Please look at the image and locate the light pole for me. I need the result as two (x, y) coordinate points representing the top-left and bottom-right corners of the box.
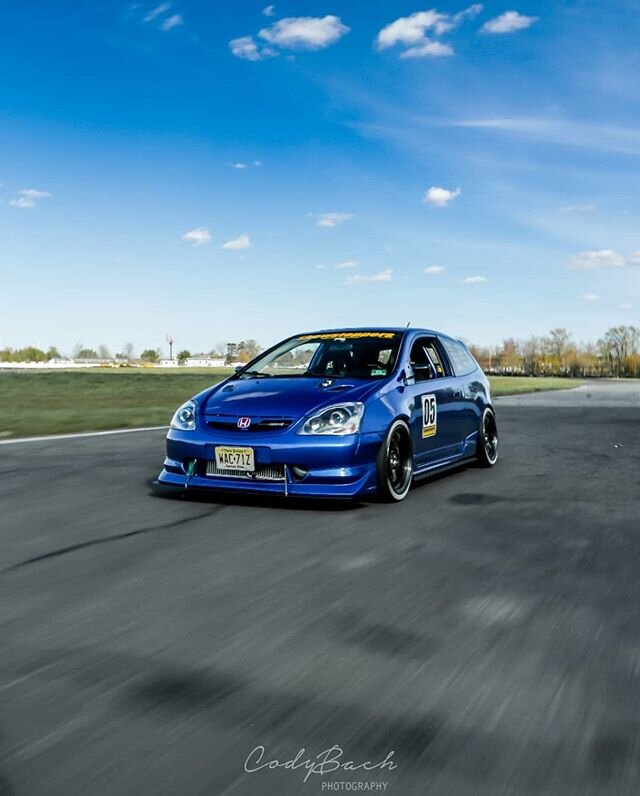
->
(166, 334), (175, 361)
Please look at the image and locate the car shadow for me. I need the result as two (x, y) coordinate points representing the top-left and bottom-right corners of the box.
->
(147, 478), (366, 512)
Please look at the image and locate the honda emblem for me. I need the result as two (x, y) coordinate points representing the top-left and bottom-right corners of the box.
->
(237, 417), (251, 429)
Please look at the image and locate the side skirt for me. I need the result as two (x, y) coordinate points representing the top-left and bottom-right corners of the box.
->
(412, 453), (477, 483)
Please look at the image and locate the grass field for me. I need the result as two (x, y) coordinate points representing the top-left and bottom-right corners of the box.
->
(488, 376), (584, 396)
(0, 370), (584, 439)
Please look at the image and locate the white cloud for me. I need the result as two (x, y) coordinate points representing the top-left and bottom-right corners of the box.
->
(424, 265), (445, 274)
(462, 275), (487, 284)
(10, 197), (36, 209)
(232, 15), (348, 60)
(376, 5), (482, 58)
(144, 3), (170, 23)
(346, 269), (393, 285)
(259, 15), (350, 50)
(453, 3), (484, 23)
(333, 260), (359, 269)
(569, 249), (640, 271)
(377, 11), (455, 48)
(581, 293), (599, 302)
(9, 188), (52, 208)
(453, 117), (640, 156)
(161, 13), (183, 30)
(222, 233), (252, 250)
(182, 228), (211, 246)
(619, 303), (633, 310)
(20, 188), (52, 199)
(481, 11), (538, 34)
(262, 4), (276, 16)
(401, 40), (454, 58)
(316, 264), (327, 270)
(229, 160), (261, 169)
(229, 36), (275, 61)
(313, 212), (354, 228)
(423, 186), (460, 207)
(143, 2), (182, 30)
(230, 36), (258, 60)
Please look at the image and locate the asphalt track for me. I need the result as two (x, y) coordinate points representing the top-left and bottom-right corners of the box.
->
(1, 381), (639, 795)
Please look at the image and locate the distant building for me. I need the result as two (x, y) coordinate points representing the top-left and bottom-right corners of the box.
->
(185, 356), (226, 368)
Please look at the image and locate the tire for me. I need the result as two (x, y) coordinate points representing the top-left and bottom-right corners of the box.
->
(376, 419), (414, 502)
(476, 407), (498, 467)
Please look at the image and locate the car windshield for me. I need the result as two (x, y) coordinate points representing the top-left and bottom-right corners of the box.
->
(235, 332), (403, 380)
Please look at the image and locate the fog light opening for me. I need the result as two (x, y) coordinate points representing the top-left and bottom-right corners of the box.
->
(291, 465), (309, 481)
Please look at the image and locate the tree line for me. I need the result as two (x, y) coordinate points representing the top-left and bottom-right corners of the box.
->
(2, 328), (639, 377)
(0, 339), (263, 366)
(0, 342), (153, 363)
(469, 326), (640, 377)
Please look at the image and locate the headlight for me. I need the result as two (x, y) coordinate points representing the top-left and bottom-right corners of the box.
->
(170, 400), (197, 431)
(299, 402), (364, 435)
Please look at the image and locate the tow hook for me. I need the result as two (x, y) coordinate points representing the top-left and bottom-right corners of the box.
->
(185, 459), (197, 489)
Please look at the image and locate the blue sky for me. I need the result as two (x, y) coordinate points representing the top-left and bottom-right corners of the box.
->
(1, 0), (639, 354)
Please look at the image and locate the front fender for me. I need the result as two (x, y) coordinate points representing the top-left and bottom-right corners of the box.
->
(360, 379), (412, 435)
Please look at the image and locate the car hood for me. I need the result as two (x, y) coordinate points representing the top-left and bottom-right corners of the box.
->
(201, 377), (379, 419)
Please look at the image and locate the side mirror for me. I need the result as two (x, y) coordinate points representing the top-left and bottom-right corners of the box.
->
(411, 362), (436, 380)
(234, 365), (243, 373)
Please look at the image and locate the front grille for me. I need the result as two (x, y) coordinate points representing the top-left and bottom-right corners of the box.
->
(205, 461), (286, 481)
(207, 417), (293, 432)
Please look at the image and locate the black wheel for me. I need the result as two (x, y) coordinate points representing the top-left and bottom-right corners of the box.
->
(477, 407), (498, 467)
(376, 419), (413, 502)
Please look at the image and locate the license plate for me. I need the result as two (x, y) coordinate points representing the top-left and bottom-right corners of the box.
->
(214, 446), (255, 472)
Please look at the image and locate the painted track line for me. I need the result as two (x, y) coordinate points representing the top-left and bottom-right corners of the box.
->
(0, 426), (168, 446)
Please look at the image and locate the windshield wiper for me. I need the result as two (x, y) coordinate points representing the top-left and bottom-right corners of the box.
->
(239, 370), (273, 379)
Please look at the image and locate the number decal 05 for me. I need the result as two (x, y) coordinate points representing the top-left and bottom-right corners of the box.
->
(421, 394), (437, 438)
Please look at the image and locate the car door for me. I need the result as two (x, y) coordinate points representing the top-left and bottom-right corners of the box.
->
(438, 336), (481, 445)
(405, 336), (464, 466)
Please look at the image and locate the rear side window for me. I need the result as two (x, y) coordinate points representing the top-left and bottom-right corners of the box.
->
(440, 338), (477, 376)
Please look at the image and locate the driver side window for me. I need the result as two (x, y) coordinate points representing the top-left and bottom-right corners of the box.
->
(409, 337), (446, 381)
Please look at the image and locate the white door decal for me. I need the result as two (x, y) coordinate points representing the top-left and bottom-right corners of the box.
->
(421, 394), (437, 438)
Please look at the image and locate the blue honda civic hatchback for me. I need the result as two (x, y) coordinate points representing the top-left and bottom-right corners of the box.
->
(155, 328), (498, 502)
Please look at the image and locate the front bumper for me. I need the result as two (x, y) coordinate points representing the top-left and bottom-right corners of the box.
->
(155, 427), (384, 498)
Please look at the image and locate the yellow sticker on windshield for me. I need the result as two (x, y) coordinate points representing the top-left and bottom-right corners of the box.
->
(298, 332), (396, 341)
